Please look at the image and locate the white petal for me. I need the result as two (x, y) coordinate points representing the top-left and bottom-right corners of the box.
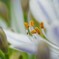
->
(8, 36), (37, 54)
(11, 0), (26, 34)
(38, 0), (58, 22)
(29, 0), (59, 28)
(53, 0), (59, 19)
(3, 29), (37, 53)
(46, 22), (59, 47)
(30, 0), (48, 23)
(4, 29), (32, 43)
(29, 0), (50, 29)
(3, 29), (59, 54)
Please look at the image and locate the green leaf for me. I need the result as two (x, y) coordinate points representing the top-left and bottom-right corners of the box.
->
(0, 50), (6, 59)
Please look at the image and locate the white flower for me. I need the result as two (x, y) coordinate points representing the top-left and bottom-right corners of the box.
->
(1, 28), (59, 59)
(10, 0), (26, 34)
(1, 0), (59, 58)
(3, 29), (37, 54)
(46, 21), (59, 47)
(29, 0), (59, 47)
